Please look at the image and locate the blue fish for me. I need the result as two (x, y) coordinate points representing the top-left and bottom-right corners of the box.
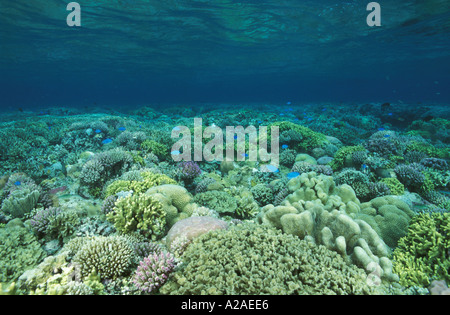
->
(14, 181), (21, 186)
(266, 165), (279, 173)
(279, 113), (284, 116)
(384, 134), (391, 138)
(362, 164), (368, 169)
(388, 113), (393, 116)
(378, 128), (385, 131)
(241, 153), (249, 158)
(287, 101), (291, 105)
(118, 127), (126, 131)
(322, 108), (327, 112)
(95, 129), (102, 133)
(287, 172), (300, 179)
(257, 121), (263, 124)
(102, 138), (113, 144)
(171, 150), (181, 156)
(282, 144), (289, 149)
(307, 118), (313, 121)
(234, 135), (238, 140)
(173, 126), (181, 131)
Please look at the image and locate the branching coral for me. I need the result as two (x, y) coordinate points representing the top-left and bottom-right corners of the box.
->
(392, 213), (450, 288)
(72, 235), (135, 280)
(161, 223), (374, 295)
(106, 193), (166, 239)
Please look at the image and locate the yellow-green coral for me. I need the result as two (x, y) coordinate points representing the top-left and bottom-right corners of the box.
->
(380, 177), (404, 195)
(105, 171), (176, 197)
(107, 193), (166, 239)
(393, 213), (450, 288)
(141, 140), (168, 159)
(161, 223), (374, 295)
(0, 221), (46, 283)
(72, 236), (135, 280)
(329, 145), (366, 171)
(269, 121), (327, 152)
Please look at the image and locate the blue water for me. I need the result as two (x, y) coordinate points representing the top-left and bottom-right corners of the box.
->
(1, 0), (449, 109)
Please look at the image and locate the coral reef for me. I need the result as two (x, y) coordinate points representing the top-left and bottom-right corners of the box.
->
(161, 223), (375, 295)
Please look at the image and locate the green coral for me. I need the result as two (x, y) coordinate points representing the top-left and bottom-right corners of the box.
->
(393, 213), (450, 288)
(72, 235), (135, 280)
(380, 178), (404, 195)
(357, 196), (415, 248)
(161, 223), (374, 295)
(107, 193), (166, 239)
(329, 145), (366, 171)
(105, 171), (176, 197)
(250, 184), (275, 206)
(406, 141), (449, 159)
(269, 121), (327, 152)
(0, 220), (46, 283)
(193, 190), (237, 215)
(141, 140), (169, 160)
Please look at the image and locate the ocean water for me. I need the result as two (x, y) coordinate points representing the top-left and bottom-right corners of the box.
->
(0, 0), (449, 296)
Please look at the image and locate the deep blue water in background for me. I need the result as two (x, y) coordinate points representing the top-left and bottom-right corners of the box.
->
(1, 0), (449, 110)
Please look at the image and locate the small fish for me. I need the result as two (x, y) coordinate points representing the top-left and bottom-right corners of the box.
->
(281, 144), (289, 149)
(173, 126), (181, 131)
(378, 127), (385, 131)
(388, 113), (393, 116)
(139, 125), (142, 128)
(287, 101), (291, 105)
(102, 138), (113, 144)
(287, 172), (300, 179)
(241, 153), (249, 158)
(14, 181), (21, 186)
(384, 134), (391, 138)
(257, 121), (263, 124)
(279, 113), (284, 116)
(362, 164), (368, 169)
(171, 150), (181, 155)
(265, 165), (279, 173)
(322, 108), (327, 112)
(307, 118), (313, 121)
(95, 129), (102, 133)
(118, 127), (126, 131)
(234, 135), (238, 140)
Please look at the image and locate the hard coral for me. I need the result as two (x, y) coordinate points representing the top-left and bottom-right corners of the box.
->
(133, 251), (176, 293)
(161, 223), (374, 295)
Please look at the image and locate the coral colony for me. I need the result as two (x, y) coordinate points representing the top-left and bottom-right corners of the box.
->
(0, 103), (449, 296)
(1, 0), (450, 297)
